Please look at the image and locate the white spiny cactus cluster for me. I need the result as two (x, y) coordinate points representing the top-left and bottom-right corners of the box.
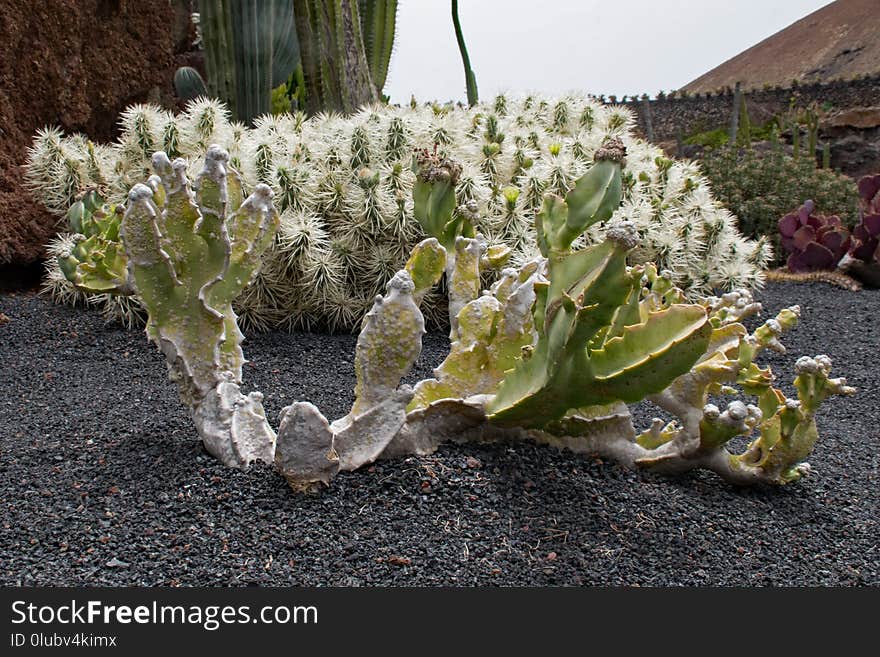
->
(27, 95), (772, 331)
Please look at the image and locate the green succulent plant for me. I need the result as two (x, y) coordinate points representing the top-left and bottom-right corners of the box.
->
(53, 144), (852, 491)
(122, 146), (280, 467)
(55, 190), (131, 295)
(273, 142), (853, 488)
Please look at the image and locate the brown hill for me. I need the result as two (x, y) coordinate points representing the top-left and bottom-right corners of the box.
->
(683, 0), (879, 93)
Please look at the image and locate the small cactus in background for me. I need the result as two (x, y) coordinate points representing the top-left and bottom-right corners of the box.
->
(54, 190), (131, 295)
(29, 94), (772, 332)
(43, 189), (145, 327)
(779, 200), (850, 272)
(173, 66), (209, 103)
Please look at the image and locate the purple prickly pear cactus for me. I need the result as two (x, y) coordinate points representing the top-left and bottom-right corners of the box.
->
(857, 174), (880, 215)
(779, 200), (851, 272)
(850, 174), (880, 264)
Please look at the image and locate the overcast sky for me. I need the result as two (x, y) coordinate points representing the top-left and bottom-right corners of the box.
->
(385, 0), (834, 103)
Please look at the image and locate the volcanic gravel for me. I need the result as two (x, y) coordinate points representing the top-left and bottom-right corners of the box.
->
(1, 281), (877, 586)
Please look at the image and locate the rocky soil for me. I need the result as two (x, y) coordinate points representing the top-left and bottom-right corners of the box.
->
(0, 281), (877, 586)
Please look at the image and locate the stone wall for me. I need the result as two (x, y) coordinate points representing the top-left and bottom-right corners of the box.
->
(0, 0), (197, 267)
(618, 75), (880, 141)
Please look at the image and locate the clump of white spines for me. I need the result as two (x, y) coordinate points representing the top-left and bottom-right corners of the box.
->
(27, 94), (772, 331)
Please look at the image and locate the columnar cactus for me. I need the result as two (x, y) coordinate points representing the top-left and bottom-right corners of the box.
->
(31, 95), (771, 331)
(359, 0), (399, 94)
(122, 146), (280, 467)
(192, 0), (300, 123)
(293, 0), (398, 114)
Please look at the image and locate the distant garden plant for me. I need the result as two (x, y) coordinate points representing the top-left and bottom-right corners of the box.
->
(850, 174), (880, 266)
(28, 95), (771, 331)
(772, 175), (880, 288)
(779, 174), (880, 288)
(51, 141), (854, 489)
(778, 200), (850, 272)
(701, 142), (858, 264)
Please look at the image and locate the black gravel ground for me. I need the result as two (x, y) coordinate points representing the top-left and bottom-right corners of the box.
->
(1, 282), (878, 586)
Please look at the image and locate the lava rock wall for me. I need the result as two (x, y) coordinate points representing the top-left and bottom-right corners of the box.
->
(0, 0), (196, 266)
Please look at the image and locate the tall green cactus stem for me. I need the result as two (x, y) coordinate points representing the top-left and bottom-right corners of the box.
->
(451, 0), (478, 106)
(293, 0), (380, 114)
(197, 0), (300, 124)
(737, 94), (751, 146)
(806, 108), (819, 161)
(728, 82), (741, 144)
(359, 0), (398, 93)
(121, 146), (280, 467)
